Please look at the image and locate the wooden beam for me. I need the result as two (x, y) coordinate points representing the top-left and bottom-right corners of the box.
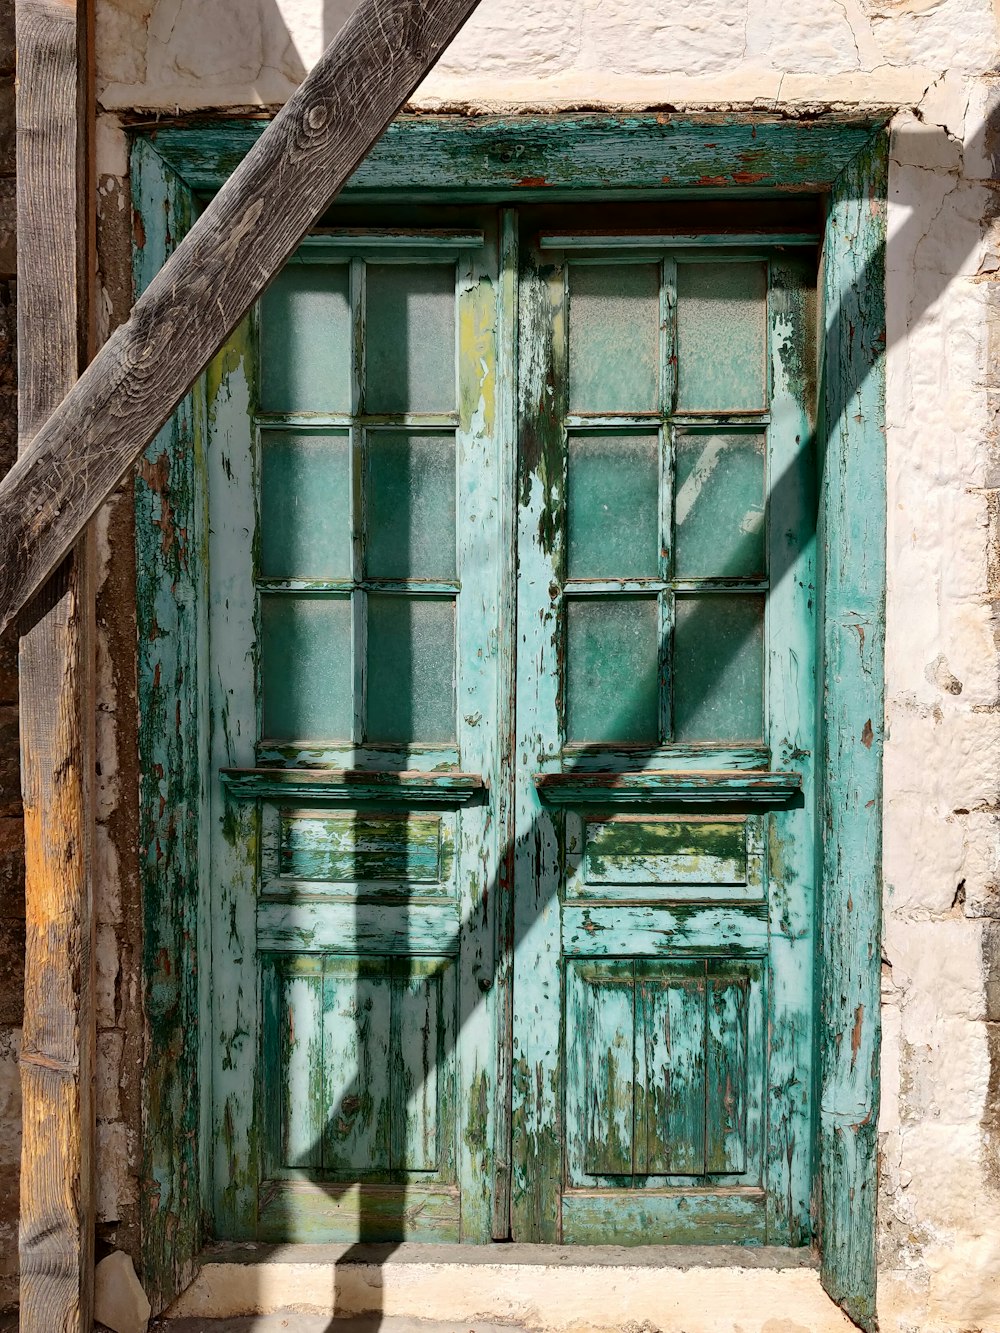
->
(15, 0), (96, 1330)
(0, 0), (484, 636)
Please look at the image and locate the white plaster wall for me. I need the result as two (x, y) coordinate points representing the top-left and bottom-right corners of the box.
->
(92, 3), (1000, 1331)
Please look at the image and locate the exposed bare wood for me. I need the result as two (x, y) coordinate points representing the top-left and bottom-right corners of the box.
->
(0, 0), (485, 635)
(15, 0), (96, 1329)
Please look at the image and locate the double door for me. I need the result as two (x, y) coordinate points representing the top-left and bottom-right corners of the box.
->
(207, 207), (817, 1247)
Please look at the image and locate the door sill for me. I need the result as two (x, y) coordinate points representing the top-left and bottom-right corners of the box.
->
(163, 1242), (859, 1332)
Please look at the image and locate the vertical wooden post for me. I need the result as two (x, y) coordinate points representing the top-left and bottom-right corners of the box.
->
(818, 129), (888, 1333)
(15, 1), (95, 1330)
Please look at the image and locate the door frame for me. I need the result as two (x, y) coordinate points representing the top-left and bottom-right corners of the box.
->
(130, 112), (888, 1329)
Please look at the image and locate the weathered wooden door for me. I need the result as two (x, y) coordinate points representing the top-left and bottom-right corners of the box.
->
(509, 226), (817, 1245)
(206, 209), (818, 1247)
(207, 217), (508, 1243)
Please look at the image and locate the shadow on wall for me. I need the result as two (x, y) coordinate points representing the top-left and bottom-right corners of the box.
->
(154, 9), (998, 1323)
(130, 0), (363, 103)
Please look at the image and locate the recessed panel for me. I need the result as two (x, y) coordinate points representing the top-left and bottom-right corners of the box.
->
(566, 597), (659, 744)
(637, 963), (707, 1175)
(322, 959), (393, 1172)
(260, 264), (351, 413)
(568, 263), (659, 413)
(261, 594), (352, 741)
(672, 594), (764, 742)
(366, 432), (457, 579)
(280, 813), (444, 884)
(567, 434), (659, 579)
(674, 432), (765, 579)
(676, 263), (767, 412)
(366, 264), (456, 414)
(366, 595), (456, 743)
(260, 431), (351, 579)
(585, 818), (748, 887)
(273, 957), (324, 1170)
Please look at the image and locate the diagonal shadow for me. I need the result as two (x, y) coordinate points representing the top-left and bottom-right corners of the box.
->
(235, 113), (996, 1333)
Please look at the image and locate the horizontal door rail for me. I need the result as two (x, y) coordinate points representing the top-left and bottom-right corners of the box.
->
(221, 768), (486, 806)
(538, 232), (820, 249)
(0, 0), (486, 635)
(534, 770), (802, 806)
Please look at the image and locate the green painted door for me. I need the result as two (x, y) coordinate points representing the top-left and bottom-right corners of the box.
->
(206, 210), (818, 1247)
(206, 219), (507, 1243)
(509, 228), (817, 1245)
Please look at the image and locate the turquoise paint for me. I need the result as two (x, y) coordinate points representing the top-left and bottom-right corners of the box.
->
(511, 227), (816, 1247)
(220, 768), (483, 804)
(131, 136), (210, 1312)
(817, 132), (888, 1332)
(205, 220), (505, 1245)
(132, 118), (887, 1323)
(142, 114), (882, 199)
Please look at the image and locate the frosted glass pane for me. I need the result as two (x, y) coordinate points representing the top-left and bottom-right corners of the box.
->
(676, 264), (767, 412)
(569, 264), (659, 412)
(366, 596), (456, 743)
(366, 265), (456, 413)
(673, 595), (764, 742)
(260, 265), (351, 413)
(566, 598), (659, 743)
(366, 432), (456, 579)
(260, 431), (351, 579)
(261, 594), (352, 740)
(567, 433), (659, 579)
(675, 433), (765, 579)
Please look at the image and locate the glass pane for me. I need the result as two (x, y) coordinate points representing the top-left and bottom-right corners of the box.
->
(261, 594), (352, 740)
(260, 264), (351, 413)
(676, 263), (767, 412)
(366, 596), (455, 743)
(366, 432), (456, 579)
(260, 431), (351, 579)
(675, 432), (765, 579)
(366, 264), (456, 414)
(567, 434), (659, 579)
(673, 595), (764, 742)
(566, 597), (659, 743)
(569, 264), (659, 413)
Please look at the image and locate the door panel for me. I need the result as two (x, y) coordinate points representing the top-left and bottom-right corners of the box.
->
(208, 220), (503, 1243)
(511, 228), (817, 1245)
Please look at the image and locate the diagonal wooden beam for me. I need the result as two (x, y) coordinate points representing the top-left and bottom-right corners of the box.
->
(0, 0), (485, 636)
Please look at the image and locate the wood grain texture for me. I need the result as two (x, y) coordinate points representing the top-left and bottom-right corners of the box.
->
(15, 1), (95, 1330)
(130, 136), (208, 1312)
(533, 770), (802, 805)
(0, 0), (487, 635)
(220, 768), (484, 804)
(817, 132), (888, 1332)
(145, 114), (883, 200)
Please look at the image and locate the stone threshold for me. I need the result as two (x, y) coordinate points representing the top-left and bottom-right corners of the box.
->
(164, 1242), (858, 1332)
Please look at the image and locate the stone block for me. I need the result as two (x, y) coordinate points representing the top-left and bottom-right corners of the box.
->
(0, 818), (22, 920)
(0, 79), (11, 177)
(0, 177), (14, 280)
(0, 625), (15, 706)
(0, 708), (18, 820)
(0, 0), (11, 79)
(94, 1250), (151, 1333)
(0, 919), (24, 1027)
